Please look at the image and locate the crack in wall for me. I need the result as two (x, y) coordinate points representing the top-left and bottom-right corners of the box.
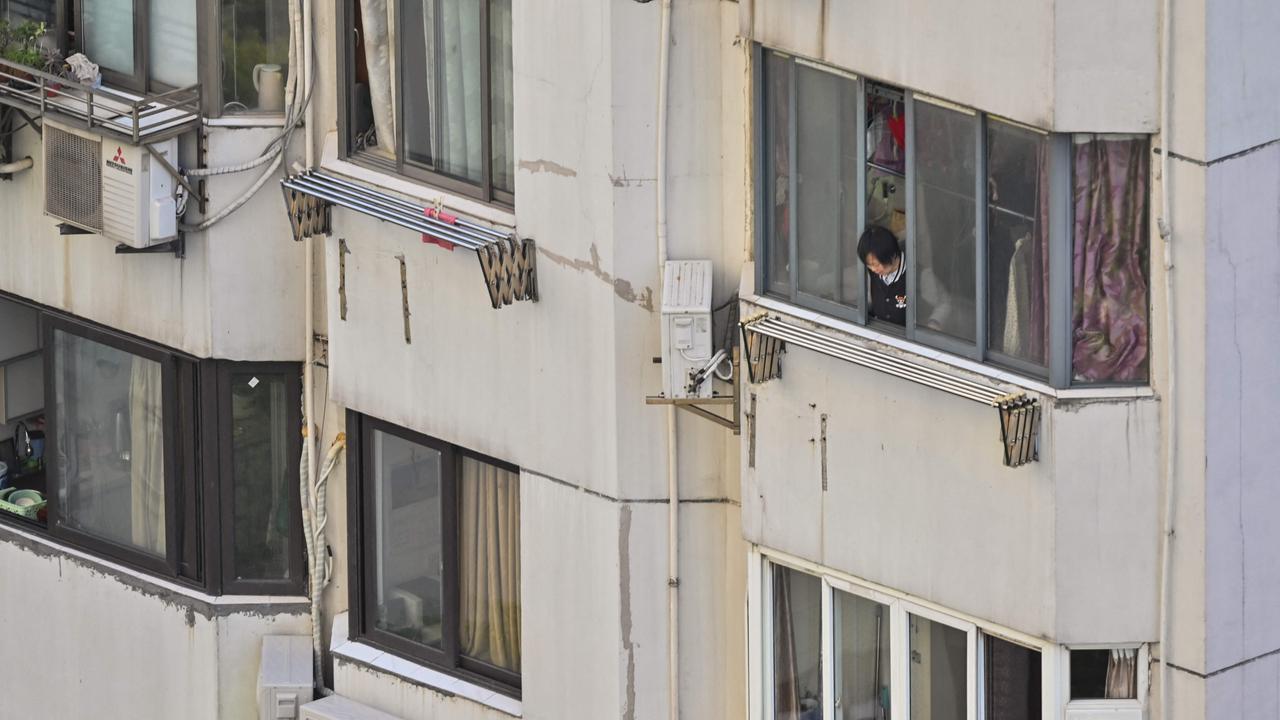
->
(538, 243), (655, 311)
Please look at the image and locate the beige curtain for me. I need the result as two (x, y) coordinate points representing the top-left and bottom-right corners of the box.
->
(360, 0), (397, 154)
(129, 359), (165, 555)
(459, 457), (520, 672)
(1105, 648), (1137, 699)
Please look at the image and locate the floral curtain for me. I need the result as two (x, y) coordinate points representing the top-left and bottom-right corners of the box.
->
(1072, 135), (1150, 383)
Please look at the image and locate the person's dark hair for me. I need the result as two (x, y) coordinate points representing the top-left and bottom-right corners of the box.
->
(856, 225), (902, 266)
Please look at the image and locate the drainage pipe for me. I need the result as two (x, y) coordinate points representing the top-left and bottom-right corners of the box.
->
(0, 156), (33, 174)
(655, 1), (679, 718)
(1156, 0), (1177, 714)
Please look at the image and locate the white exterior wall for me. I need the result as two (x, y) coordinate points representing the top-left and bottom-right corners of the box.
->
(307, 1), (748, 719)
(0, 526), (310, 720)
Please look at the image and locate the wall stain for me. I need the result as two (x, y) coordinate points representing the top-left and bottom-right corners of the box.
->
(517, 158), (578, 177)
(609, 173), (655, 188)
(538, 243), (655, 311)
(620, 505), (636, 720)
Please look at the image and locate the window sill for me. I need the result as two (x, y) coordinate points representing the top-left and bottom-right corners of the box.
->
(330, 612), (521, 718)
(204, 114), (287, 128)
(743, 293), (1155, 401)
(0, 521), (310, 614)
(319, 131), (517, 231)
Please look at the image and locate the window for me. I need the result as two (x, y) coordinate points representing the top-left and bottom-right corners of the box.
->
(0, 294), (303, 594)
(765, 560), (1045, 720)
(342, 0), (515, 204)
(80, 0), (199, 92)
(756, 48), (1150, 387)
(217, 363), (304, 594)
(348, 412), (521, 694)
(219, 0), (290, 114)
(1068, 648), (1138, 701)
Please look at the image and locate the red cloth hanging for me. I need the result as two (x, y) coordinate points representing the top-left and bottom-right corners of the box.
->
(422, 207), (457, 251)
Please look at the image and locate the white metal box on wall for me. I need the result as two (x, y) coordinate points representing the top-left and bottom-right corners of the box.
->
(42, 119), (178, 248)
(258, 635), (314, 720)
(660, 260), (714, 399)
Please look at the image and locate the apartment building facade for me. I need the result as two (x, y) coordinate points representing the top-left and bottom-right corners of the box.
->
(0, 0), (1275, 719)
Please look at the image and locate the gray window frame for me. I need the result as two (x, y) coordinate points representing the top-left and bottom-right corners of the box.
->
(754, 45), (1131, 389)
(337, 0), (514, 207)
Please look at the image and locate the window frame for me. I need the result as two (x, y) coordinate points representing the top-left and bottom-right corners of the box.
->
(337, 0), (514, 207)
(0, 293), (304, 596)
(753, 45), (1144, 389)
(214, 361), (306, 596)
(759, 553), (1056, 720)
(346, 410), (522, 697)
(42, 313), (187, 577)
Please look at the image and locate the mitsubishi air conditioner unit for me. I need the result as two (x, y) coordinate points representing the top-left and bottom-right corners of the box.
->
(42, 119), (178, 248)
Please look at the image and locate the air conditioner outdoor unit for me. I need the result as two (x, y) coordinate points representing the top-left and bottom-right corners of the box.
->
(661, 259), (714, 399)
(42, 119), (178, 248)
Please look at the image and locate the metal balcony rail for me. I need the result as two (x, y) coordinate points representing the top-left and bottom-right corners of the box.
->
(281, 170), (538, 309)
(741, 314), (1040, 467)
(0, 57), (201, 144)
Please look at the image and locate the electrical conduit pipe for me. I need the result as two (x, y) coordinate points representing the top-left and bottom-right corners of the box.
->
(1157, 0), (1177, 714)
(0, 156), (33, 174)
(655, 1), (679, 718)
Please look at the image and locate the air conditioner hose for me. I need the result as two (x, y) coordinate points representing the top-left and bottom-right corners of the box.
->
(0, 156), (33, 174)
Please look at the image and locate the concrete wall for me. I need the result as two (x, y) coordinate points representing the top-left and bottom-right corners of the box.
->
(746, 0), (1158, 132)
(0, 525), (310, 720)
(0, 125), (303, 361)
(308, 0), (748, 718)
(739, 314), (1162, 643)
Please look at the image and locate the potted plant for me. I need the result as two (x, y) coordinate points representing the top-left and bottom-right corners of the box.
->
(0, 20), (50, 86)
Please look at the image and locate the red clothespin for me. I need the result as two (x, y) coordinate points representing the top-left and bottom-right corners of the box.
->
(422, 199), (458, 251)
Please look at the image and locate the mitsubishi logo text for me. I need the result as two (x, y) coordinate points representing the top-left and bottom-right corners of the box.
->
(106, 146), (133, 175)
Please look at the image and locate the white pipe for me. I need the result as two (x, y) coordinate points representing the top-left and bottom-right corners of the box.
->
(655, 1), (678, 719)
(0, 156), (33, 174)
(1157, 0), (1176, 714)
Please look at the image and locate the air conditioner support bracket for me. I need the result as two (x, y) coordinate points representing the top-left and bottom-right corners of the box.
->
(646, 349), (741, 434)
(115, 234), (185, 259)
(740, 313), (1040, 467)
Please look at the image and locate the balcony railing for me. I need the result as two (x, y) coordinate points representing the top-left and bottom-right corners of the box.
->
(0, 58), (200, 144)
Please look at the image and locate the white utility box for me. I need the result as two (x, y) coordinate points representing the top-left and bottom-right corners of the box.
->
(43, 119), (179, 248)
(258, 635), (314, 720)
(301, 696), (405, 720)
(661, 260), (714, 399)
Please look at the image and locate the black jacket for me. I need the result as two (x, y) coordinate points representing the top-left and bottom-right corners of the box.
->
(869, 268), (907, 326)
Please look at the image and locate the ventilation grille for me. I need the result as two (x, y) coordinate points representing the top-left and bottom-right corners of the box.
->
(44, 124), (103, 232)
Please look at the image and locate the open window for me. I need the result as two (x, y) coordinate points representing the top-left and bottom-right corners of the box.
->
(0, 294), (303, 595)
(341, 0), (515, 205)
(756, 47), (1150, 388)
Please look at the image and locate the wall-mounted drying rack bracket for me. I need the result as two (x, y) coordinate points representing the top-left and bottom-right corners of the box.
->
(281, 170), (537, 309)
(740, 314), (1040, 467)
(646, 349), (741, 434)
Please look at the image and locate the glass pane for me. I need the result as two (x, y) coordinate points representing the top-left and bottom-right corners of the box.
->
(230, 372), (292, 581)
(221, 0), (291, 113)
(835, 591), (891, 720)
(458, 456), (520, 671)
(985, 636), (1041, 720)
(1070, 649), (1137, 700)
(83, 0), (135, 77)
(795, 64), (859, 309)
(913, 100), (977, 343)
(373, 430), (444, 647)
(1071, 135), (1150, 384)
(908, 614), (966, 720)
(865, 83), (906, 242)
(403, 0), (485, 183)
(489, 0), (514, 193)
(150, 0), (197, 86)
(773, 565), (822, 719)
(762, 51), (791, 295)
(1, 0), (55, 25)
(54, 330), (166, 557)
(987, 121), (1049, 366)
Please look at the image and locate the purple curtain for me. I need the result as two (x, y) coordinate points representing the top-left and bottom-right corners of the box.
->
(1072, 136), (1150, 383)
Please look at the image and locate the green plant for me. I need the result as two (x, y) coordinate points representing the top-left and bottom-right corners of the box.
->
(0, 20), (48, 71)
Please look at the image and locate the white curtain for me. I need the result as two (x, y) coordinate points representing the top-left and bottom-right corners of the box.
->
(83, 0), (136, 76)
(424, 0), (482, 180)
(149, 0), (198, 86)
(129, 359), (165, 555)
(360, 0), (397, 154)
(1105, 648), (1138, 699)
(489, 0), (514, 191)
